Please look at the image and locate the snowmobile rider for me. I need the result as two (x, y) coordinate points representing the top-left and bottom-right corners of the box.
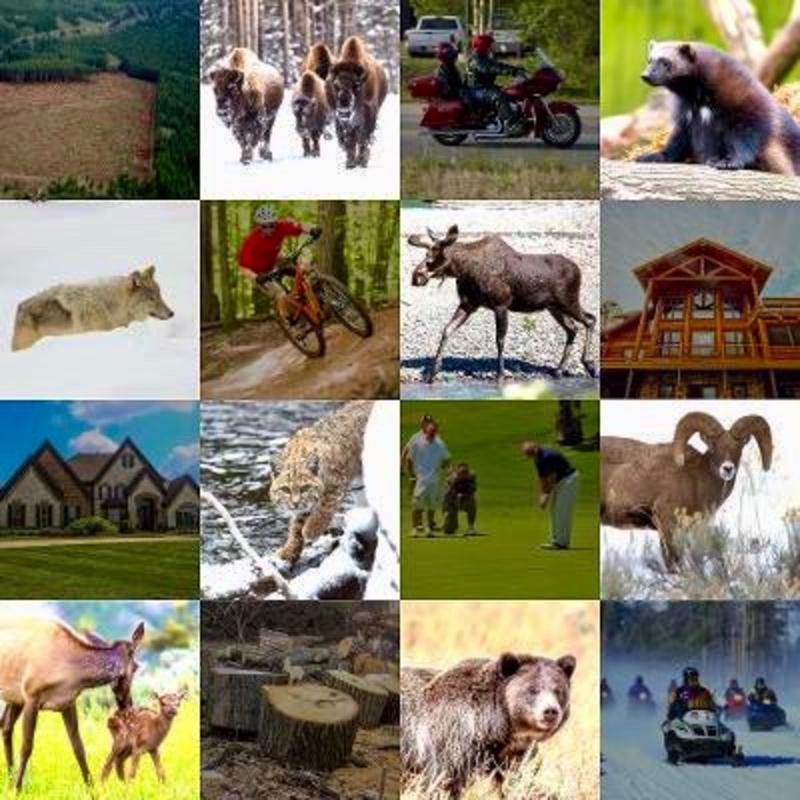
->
(601, 678), (614, 704)
(725, 678), (744, 702)
(238, 205), (322, 317)
(667, 666), (715, 719)
(627, 675), (653, 702)
(748, 677), (778, 705)
(466, 33), (527, 136)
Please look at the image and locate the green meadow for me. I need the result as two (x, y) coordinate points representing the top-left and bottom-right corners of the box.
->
(400, 401), (599, 599)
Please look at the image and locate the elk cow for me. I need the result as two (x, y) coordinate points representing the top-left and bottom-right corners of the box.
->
(408, 225), (597, 382)
(0, 617), (144, 791)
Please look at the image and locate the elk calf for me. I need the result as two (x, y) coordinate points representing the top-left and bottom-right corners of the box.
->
(101, 689), (188, 784)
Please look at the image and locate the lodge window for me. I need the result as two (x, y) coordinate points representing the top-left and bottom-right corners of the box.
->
(659, 331), (681, 357)
(731, 383), (748, 398)
(724, 331), (747, 356)
(688, 384), (719, 399)
(767, 325), (800, 347)
(662, 297), (684, 320)
(8, 503), (25, 528)
(777, 383), (800, 398)
(35, 502), (53, 528)
(723, 293), (744, 319)
(658, 382), (676, 398)
(692, 289), (715, 319)
(691, 330), (715, 356)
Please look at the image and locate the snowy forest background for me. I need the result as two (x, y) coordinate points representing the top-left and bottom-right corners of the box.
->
(200, 0), (399, 91)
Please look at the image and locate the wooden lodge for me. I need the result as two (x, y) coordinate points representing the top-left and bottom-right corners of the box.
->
(602, 239), (800, 399)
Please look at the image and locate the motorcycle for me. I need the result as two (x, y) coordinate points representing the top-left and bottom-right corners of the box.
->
(662, 709), (744, 766)
(747, 698), (789, 731)
(723, 691), (747, 721)
(408, 48), (582, 148)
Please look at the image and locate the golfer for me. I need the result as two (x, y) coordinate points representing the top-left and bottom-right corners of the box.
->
(403, 417), (451, 537)
(521, 441), (578, 550)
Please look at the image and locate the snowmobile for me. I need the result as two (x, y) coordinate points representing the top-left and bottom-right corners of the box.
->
(662, 708), (744, 766)
(627, 689), (656, 717)
(601, 684), (615, 708)
(723, 690), (748, 721)
(747, 698), (789, 731)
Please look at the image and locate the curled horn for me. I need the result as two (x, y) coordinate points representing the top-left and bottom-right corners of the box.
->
(407, 233), (430, 249)
(730, 415), (773, 470)
(672, 412), (725, 467)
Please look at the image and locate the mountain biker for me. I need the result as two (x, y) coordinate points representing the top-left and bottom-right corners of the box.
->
(466, 33), (527, 136)
(238, 205), (322, 317)
(627, 675), (653, 703)
(748, 677), (778, 705)
(667, 666), (715, 719)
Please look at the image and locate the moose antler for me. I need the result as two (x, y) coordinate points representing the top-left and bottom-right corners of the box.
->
(407, 234), (430, 249)
(730, 415), (773, 470)
(672, 412), (725, 467)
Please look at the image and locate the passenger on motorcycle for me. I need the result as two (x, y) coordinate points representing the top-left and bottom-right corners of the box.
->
(667, 666), (715, 719)
(433, 42), (464, 100)
(748, 677), (778, 705)
(466, 33), (527, 136)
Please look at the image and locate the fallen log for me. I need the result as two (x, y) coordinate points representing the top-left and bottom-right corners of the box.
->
(210, 666), (288, 734)
(322, 670), (388, 729)
(601, 158), (800, 200)
(258, 682), (360, 770)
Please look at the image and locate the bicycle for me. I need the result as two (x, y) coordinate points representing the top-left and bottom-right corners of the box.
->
(254, 236), (374, 358)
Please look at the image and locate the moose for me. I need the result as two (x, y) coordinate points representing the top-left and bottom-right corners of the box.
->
(408, 225), (597, 383)
(0, 616), (144, 791)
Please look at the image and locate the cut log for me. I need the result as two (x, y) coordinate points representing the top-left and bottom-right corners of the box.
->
(365, 673), (400, 725)
(258, 682), (360, 771)
(259, 628), (292, 658)
(322, 670), (388, 729)
(210, 666), (288, 734)
(601, 158), (800, 201)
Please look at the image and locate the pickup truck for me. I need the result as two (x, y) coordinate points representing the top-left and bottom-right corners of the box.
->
(406, 16), (466, 56)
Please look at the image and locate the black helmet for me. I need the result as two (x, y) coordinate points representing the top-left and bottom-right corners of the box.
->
(683, 666), (699, 684)
(634, 675), (644, 684)
(436, 42), (459, 64)
(755, 676), (766, 689)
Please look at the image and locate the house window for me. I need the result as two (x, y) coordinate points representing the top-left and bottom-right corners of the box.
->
(659, 331), (681, 357)
(658, 382), (676, 398)
(723, 292), (744, 319)
(692, 289), (715, 319)
(35, 502), (53, 528)
(691, 330), (715, 356)
(115, 484), (126, 500)
(724, 331), (747, 356)
(8, 503), (25, 528)
(662, 297), (684, 320)
(731, 383), (748, 398)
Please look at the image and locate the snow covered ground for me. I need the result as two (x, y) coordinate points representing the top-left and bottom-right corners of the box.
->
(601, 400), (800, 578)
(0, 202), (198, 399)
(200, 85), (399, 199)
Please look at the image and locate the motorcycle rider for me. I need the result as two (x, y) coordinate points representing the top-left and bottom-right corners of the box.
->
(466, 33), (527, 136)
(667, 666), (715, 719)
(627, 675), (653, 704)
(748, 676), (778, 705)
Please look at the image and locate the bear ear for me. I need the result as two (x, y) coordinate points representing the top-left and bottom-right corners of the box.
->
(678, 43), (696, 62)
(498, 652), (521, 678)
(557, 655), (576, 679)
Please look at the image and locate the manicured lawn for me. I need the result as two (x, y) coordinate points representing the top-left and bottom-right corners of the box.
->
(401, 401), (599, 599)
(0, 540), (198, 599)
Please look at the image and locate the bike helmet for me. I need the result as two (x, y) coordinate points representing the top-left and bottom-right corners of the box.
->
(254, 205), (277, 226)
(683, 666), (699, 685)
(471, 33), (494, 56)
(435, 42), (459, 64)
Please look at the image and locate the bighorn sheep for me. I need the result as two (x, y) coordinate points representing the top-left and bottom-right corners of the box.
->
(601, 412), (773, 569)
(408, 225), (597, 382)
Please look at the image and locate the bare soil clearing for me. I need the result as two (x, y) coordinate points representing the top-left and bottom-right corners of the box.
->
(0, 73), (155, 192)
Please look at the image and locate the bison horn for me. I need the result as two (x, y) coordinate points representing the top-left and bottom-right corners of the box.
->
(730, 415), (773, 470)
(407, 234), (430, 249)
(672, 412), (725, 467)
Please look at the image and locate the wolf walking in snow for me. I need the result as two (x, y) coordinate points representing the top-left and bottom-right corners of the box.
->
(11, 265), (174, 351)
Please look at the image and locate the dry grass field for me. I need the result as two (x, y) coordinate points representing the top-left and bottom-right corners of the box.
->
(0, 72), (154, 193)
(402, 601), (599, 800)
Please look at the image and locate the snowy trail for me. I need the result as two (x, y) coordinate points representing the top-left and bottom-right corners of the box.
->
(201, 86), (399, 199)
(603, 708), (800, 800)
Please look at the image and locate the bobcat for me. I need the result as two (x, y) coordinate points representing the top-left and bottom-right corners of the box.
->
(270, 400), (373, 564)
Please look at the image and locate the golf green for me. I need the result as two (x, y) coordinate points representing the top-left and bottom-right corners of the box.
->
(401, 401), (599, 599)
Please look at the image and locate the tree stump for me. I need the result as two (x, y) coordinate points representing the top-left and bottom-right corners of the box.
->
(364, 673), (400, 725)
(210, 666), (288, 734)
(258, 683), (360, 771)
(601, 158), (800, 201)
(322, 670), (388, 729)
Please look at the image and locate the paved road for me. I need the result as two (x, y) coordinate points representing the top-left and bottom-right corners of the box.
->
(402, 102), (599, 163)
(0, 535), (195, 550)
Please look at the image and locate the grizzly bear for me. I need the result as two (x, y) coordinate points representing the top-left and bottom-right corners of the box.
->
(637, 41), (800, 175)
(401, 652), (576, 799)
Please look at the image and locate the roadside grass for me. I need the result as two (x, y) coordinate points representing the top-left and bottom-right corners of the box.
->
(0, 696), (200, 800)
(400, 401), (600, 599)
(0, 541), (198, 599)
(402, 156), (598, 199)
(402, 601), (599, 800)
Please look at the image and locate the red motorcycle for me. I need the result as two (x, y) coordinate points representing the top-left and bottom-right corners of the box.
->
(408, 49), (581, 148)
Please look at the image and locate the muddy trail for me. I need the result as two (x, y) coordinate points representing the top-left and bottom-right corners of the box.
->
(202, 307), (399, 400)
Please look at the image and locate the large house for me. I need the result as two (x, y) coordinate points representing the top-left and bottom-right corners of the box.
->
(0, 437), (199, 532)
(602, 239), (800, 399)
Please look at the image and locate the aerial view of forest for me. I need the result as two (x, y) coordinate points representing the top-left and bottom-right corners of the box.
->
(0, 0), (198, 198)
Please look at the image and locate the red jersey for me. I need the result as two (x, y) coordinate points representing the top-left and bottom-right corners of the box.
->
(238, 219), (304, 274)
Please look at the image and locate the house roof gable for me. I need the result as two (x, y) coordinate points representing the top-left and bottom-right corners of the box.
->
(0, 440), (84, 502)
(92, 437), (166, 487)
(164, 475), (200, 506)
